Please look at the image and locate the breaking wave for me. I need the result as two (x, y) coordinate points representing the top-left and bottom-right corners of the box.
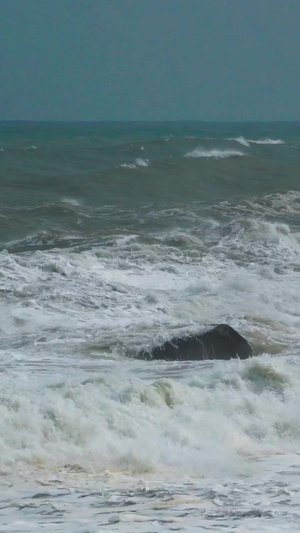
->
(0, 356), (299, 476)
(184, 148), (246, 159)
(231, 137), (284, 146)
(250, 138), (284, 145)
(120, 158), (150, 169)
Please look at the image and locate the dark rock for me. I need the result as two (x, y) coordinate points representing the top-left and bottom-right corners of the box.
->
(139, 324), (253, 361)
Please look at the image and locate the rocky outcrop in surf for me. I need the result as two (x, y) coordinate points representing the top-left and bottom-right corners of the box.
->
(139, 324), (253, 361)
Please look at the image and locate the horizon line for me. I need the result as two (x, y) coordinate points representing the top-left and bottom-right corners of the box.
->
(1, 119), (300, 124)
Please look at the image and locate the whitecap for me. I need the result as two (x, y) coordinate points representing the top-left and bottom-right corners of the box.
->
(60, 197), (83, 207)
(229, 137), (284, 147)
(229, 136), (250, 147)
(120, 163), (137, 169)
(135, 158), (149, 167)
(249, 138), (284, 145)
(119, 158), (149, 169)
(114, 235), (139, 246)
(1, 354), (300, 479)
(184, 148), (245, 159)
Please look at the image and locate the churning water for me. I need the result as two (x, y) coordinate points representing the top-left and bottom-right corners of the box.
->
(1, 121), (300, 531)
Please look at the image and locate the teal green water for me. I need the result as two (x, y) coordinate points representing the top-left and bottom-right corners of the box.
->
(1, 121), (300, 251)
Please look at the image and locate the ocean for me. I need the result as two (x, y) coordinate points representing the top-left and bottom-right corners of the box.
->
(1, 121), (300, 532)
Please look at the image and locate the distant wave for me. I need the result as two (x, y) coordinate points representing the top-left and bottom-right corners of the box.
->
(60, 197), (83, 207)
(135, 158), (149, 166)
(229, 137), (250, 147)
(249, 138), (284, 145)
(120, 163), (136, 169)
(184, 148), (245, 159)
(120, 158), (150, 169)
(231, 137), (284, 146)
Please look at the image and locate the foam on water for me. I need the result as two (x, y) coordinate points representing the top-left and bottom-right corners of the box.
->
(0, 356), (299, 474)
(120, 158), (150, 169)
(249, 138), (284, 145)
(1, 122), (300, 531)
(184, 148), (245, 158)
(231, 137), (284, 146)
(230, 136), (250, 147)
(59, 197), (83, 207)
(135, 158), (149, 167)
(1, 352), (300, 531)
(1, 200), (300, 360)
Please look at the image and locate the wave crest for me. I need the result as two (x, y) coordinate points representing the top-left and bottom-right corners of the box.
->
(250, 139), (284, 145)
(184, 148), (245, 159)
(120, 158), (150, 169)
(231, 137), (284, 146)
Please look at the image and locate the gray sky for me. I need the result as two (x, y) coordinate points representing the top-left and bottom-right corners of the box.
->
(1, 0), (299, 121)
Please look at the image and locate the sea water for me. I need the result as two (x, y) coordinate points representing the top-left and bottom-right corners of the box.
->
(1, 121), (300, 531)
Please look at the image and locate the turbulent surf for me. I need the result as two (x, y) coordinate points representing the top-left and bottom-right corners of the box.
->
(1, 121), (300, 532)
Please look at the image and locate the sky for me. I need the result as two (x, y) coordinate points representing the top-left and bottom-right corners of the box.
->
(0, 0), (299, 121)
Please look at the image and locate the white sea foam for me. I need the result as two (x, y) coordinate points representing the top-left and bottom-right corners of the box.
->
(120, 158), (150, 169)
(249, 138), (284, 145)
(0, 355), (299, 475)
(2, 359), (300, 531)
(1, 212), (300, 373)
(184, 148), (245, 159)
(1, 224), (300, 531)
(60, 197), (83, 207)
(230, 136), (250, 147)
(120, 163), (137, 169)
(230, 137), (284, 146)
(135, 158), (149, 167)
(2, 193), (300, 533)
